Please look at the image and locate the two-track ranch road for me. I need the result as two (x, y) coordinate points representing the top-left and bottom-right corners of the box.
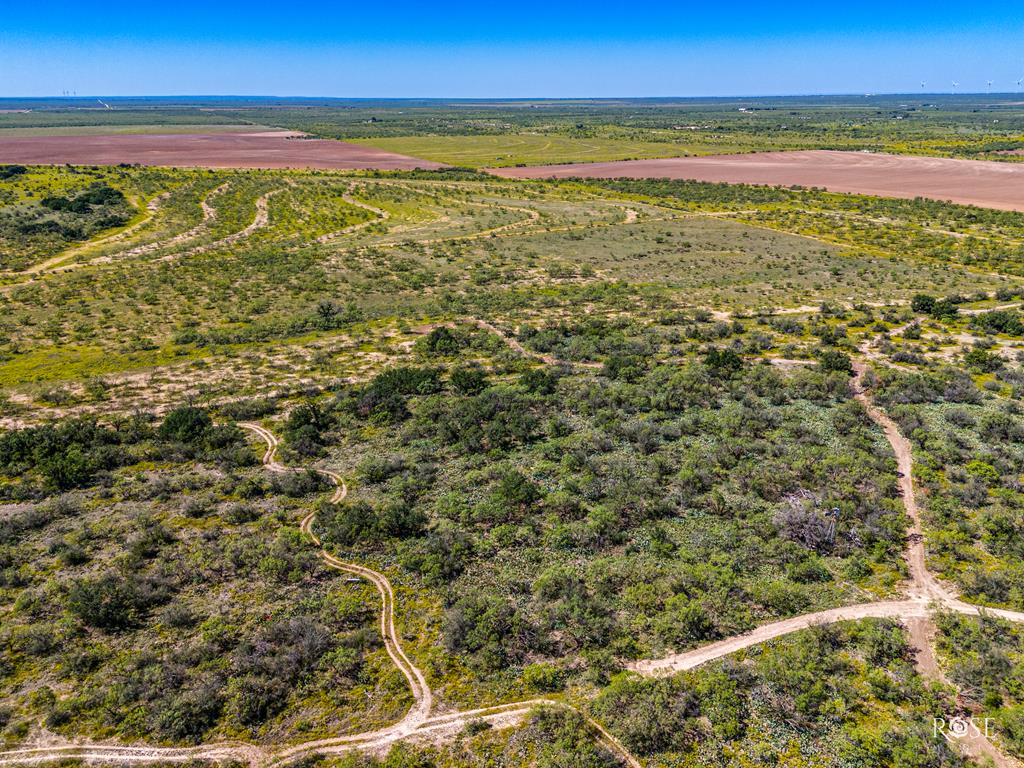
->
(489, 150), (1024, 212)
(0, 132), (444, 170)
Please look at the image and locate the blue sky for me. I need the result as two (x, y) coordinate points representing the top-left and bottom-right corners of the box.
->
(3, 1), (1024, 97)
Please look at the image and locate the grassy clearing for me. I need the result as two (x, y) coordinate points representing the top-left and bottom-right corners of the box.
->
(0, 344), (208, 388)
(350, 134), (691, 167)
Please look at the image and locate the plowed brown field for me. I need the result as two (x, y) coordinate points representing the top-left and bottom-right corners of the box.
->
(0, 131), (444, 170)
(490, 150), (1024, 212)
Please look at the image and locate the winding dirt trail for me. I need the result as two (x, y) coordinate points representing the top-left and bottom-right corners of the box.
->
(239, 422), (432, 735)
(0, 421), (640, 767)
(240, 423), (637, 767)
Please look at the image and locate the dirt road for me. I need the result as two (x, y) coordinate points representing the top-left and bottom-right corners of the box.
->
(851, 361), (952, 602)
(630, 356), (1024, 764)
(910, 617), (1021, 768)
(631, 601), (928, 675)
(628, 357), (1024, 650)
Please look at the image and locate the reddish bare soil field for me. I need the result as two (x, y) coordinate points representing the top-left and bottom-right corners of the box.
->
(490, 150), (1024, 212)
(0, 132), (445, 170)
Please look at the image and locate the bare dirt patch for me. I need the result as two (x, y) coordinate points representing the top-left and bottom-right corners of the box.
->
(0, 132), (445, 170)
(490, 150), (1024, 212)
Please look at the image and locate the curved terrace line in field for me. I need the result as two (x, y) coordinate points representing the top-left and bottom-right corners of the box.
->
(3, 183), (283, 294)
(334, 193), (543, 250)
(8, 178), (656, 296)
(155, 187), (284, 262)
(1, 182), (229, 288)
(314, 187), (391, 244)
(316, 179), (652, 254)
(21, 190), (172, 275)
(104, 182), (231, 263)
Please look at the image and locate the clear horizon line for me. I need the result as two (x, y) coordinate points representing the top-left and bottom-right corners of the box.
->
(0, 91), (1021, 101)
